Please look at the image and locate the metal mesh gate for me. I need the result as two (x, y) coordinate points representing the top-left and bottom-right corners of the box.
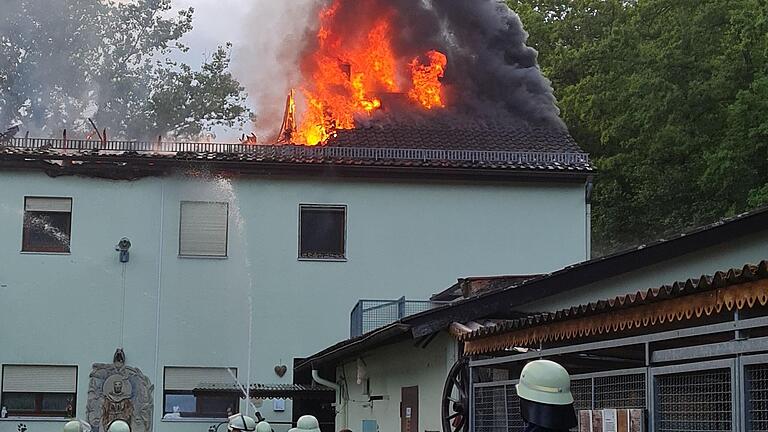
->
(594, 373), (646, 409)
(473, 383), (525, 432)
(473, 372), (646, 432)
(655, 368), (732, 432)
(747, 364), (768, 432)
(571, 378), (593, 411)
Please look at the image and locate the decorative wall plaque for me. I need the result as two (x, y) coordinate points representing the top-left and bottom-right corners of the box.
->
(86, 349), (153, 432)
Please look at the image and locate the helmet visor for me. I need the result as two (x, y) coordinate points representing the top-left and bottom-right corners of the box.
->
(519, 398), (578, 430)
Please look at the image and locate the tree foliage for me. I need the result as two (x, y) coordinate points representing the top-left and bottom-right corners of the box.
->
(0, 0), (249, 139)
(508, 0), (768, 254)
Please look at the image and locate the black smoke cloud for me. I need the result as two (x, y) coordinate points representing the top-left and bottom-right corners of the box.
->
(300, 0), (563, 129)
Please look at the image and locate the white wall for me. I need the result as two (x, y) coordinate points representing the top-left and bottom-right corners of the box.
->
(0, 170), (587, 432)
(520, 231), (768, 313)
(335, 334), (457, 432)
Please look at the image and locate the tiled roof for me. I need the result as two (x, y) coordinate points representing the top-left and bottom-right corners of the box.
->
(0, 127), (592, 176)
(327, 125), (583, 153)
(458, 260), (768, 342)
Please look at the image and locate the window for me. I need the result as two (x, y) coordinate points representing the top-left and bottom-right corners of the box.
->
(163, 367), (239, 419)
(1, 365), (77, 417)
(179, 202), (229, 257)
(22, 197), (72, 253)
(299, 205), (346, 260)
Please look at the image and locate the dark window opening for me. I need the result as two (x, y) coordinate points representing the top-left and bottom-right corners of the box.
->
(163, 391), (239, 419)
(22, 198), (72, 253)
(299, 205), (346, 259)
(1, 392), (75, 417)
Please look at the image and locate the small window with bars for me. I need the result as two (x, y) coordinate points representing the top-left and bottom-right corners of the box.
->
(299, 204), (347, 260)
(1, 365), (77, 417)
(163, 367), (239, 419)
(22, 197), (73, 253)
(179, 202), (229, 258)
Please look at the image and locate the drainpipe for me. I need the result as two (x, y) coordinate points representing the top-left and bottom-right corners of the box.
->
(313, 369), (346, 428)
(585, 177), (594, 260)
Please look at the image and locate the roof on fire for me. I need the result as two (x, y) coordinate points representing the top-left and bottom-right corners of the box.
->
(0, 125), (592, 180)
(295, 205), (768, 371)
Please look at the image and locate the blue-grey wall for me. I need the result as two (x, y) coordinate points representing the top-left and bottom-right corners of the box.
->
(520, 231), (768, 313)
(0, 170), (588, 432)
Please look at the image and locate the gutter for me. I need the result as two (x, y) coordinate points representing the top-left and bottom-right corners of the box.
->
(312, 370), (347, 429)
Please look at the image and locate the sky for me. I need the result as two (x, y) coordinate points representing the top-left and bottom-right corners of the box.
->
(171, 0), (250, 67)
(170, 0), (317, 140)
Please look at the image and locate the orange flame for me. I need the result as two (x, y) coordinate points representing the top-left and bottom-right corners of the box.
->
(296, 0), (447, 146)
(409, 50), (447, 109)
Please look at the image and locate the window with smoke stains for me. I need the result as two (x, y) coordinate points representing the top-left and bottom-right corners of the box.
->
(299, 204), (347, 260)
(22, 197), (73, 253)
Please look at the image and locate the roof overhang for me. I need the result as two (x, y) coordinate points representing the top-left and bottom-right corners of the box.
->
(295, 324), (412, 372)
(193, 383), (334, 400)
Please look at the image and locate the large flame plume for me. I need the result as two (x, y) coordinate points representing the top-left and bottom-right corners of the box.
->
(248, 0), (564, 146)
(296, 0), (448, 145)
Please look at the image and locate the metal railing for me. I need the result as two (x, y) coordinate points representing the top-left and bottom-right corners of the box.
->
(350, 297), (449, 337)
(2, 137), (590, 165)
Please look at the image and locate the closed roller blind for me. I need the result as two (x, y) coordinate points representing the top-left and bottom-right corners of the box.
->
(179, 202), (228, 257)
(25, 197), (72, 213)
(165, 367), (236, 391)
(2, 365), (77, 393)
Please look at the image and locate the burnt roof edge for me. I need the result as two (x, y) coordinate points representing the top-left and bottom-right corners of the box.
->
(0, 156), (593, 183)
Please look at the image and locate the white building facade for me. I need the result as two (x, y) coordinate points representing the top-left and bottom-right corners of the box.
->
(0, 137), (591, 432)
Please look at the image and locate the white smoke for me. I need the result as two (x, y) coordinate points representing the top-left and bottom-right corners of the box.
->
(231, 0), (319, 141)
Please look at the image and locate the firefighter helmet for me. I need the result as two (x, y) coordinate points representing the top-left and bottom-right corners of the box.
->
(516, 360), (577, 430)
(295, 415), (321, 432)
(228, 414), (257, 432)
(107, 420), (130, 432)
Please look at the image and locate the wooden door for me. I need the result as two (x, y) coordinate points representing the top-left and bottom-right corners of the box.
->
(401, 386), (419, 432)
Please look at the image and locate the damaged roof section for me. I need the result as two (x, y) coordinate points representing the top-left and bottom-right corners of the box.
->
(0, 127), (592, 180)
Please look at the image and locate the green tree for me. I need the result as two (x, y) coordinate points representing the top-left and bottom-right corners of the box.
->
(508, 0), (768, 254)
(0, 0), (249, 139)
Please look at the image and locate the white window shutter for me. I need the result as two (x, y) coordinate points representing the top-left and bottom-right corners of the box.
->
(179, 202), (228, 257)
(164, 367), (236, 391)
(2, 365), (77, 393)
(25, 197), (72, 213)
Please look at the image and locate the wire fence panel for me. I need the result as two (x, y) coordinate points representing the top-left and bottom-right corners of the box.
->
(349, 299), (447, 337)
(473, 384), (524, 432)
(571, 378), (594, 411)
(594, 373), (647, 409)
(655, 368), (732, 432)
(747, 364), (768, 432)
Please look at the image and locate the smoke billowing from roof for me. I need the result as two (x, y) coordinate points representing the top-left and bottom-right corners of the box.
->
(240, 0), (564, 141)
(311, 0), (560, 126)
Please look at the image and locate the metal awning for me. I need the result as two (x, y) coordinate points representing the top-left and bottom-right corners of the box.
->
(193, 383), (334, 400)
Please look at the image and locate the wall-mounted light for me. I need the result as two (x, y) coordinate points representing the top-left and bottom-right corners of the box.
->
(116, 238), (131, 263)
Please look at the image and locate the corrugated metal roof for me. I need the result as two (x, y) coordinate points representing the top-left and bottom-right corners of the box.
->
(458, 260), (768, 342)
(193, 383), (334, 400)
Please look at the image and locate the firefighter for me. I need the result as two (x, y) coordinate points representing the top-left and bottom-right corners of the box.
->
(294, 415), (321, 432)
(255, 421), (273, 432)
(228, 414), (257, 432)
(63, 421), (86, 432)
(107, 421), (130, 432)
(516, 360), (578, 432)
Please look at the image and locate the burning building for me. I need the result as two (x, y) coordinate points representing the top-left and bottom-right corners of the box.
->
(266, 0), (562, 147)
(0, 2), (593, 432)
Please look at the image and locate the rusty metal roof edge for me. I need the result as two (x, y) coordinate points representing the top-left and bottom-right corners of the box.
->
(458, 260), (768, 342)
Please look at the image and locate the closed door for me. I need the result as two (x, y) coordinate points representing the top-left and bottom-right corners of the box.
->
(401, 386), (419, 432)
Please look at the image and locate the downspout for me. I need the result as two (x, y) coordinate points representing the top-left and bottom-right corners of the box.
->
(585, 177), (594, 260)
(313, 369), (347, 428)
